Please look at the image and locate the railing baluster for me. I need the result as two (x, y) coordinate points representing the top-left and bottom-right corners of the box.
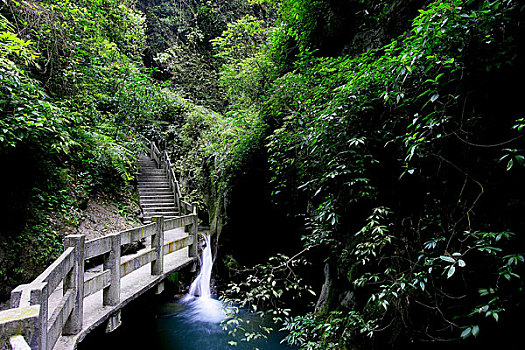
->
(10, 333), (32, 350)
(63, 235), (85, 335)
(149, 141), (154, 160)
(151, 216), (165, 275)
(189, 205), (198, 258)
(30, 283), (48, 350)
(10, 286), (25, 308)
(0, 305), (39, 350)
(103, 233), (121, 306)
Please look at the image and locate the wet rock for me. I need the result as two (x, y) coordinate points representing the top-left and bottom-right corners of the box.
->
(340, 290), (356, 309)
(315, 263), (334, 313)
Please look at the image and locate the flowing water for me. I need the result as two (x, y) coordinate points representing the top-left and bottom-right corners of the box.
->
(188, 233), (214, 299)
(154, 296), (292, 350)
(80, 233), (294, 350)
(159, 233), (293, 349)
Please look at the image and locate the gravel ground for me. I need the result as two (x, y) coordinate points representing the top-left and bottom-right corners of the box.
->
(77, 194), (141, 240)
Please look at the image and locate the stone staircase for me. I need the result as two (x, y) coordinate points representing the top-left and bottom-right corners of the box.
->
(138, 154), (179, 223)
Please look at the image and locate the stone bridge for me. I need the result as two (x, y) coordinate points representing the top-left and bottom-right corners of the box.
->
(0, 141), (200, 350)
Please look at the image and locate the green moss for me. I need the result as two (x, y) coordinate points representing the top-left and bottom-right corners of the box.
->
(166, 272), (179, 285)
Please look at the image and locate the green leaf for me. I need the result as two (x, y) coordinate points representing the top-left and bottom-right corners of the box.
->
(461, 327), (472, 339)
(472, 325), (480, 337)
(447, 265), (456, 278)
(507, 158), (514, 171)
(440, 255), (456, 263)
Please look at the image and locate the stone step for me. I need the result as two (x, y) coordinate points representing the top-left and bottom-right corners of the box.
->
(143, 213), (178, 218)
(139, 191), (174, 196)
(139, 195), (175, 201)
(138, 164), (161, 168)
(143, 208), (179, 216)
(138, 168), (163, 172)
(143, 211), (179, 217)
(139, 187), (172, 191)
(141, 202), (176, 208)
(140, 200), (175, 205)
(139, 193), (174, 197)
(143, 207), (178, 213)
(139, 190), (171, 195)
(138, 173), (167, 177)
(138, 180), (168, 184)
(143, 207), (177, 212)
(140, 202), (176, 208)
(138, 182), (170, 188)
(142, 203), (177, 211)
(138, 180), (169, 183)
(138, 180), (168, 185)
(139, 191), (173, 196)
(138, 176), (167, 180)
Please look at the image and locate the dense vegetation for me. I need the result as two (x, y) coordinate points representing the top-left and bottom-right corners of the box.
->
(0, 0), (199, 298)
(2, 0), (524, 348)
(156, 0), (525, 348)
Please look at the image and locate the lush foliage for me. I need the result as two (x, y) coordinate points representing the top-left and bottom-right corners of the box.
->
(171, 0), (525, 348)
(219, 253), (314, 345)
(2, 0), (524, 348)
(0, 0), (185, 297)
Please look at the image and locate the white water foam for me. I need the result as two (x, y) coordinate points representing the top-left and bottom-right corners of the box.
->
(181, 233), (228, 323)
(188, 233), (213, 298)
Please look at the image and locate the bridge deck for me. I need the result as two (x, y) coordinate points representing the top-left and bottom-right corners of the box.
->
(51, 228), (196, 350)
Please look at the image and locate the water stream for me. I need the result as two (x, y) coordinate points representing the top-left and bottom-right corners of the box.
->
(80, 234), (294, 349)
(188, 233), (214, 298)
(165, 233), (292, 349)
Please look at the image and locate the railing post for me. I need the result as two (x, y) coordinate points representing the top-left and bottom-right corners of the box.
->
(103, 233), (121, 306)
(167, 167), (173, 191)
(10, 286), (24, 308)
(189, 206), (198, 258)
(10, 335), (31, 350)
(63, 234), (85, 335)
(30, 283), (48, 350)
(151, 216), (164, 275)
(149, 141), (154, 160)
(0, 305), (40, 350)
(174, 190), (180, 215)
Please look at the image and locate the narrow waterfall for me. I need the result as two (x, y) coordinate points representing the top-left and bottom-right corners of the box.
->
(188, 233), (213, 298)
(182, 233), (226, 323)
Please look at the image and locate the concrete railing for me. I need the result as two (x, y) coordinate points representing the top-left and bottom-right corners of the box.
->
(7, 238), (83, 350)
(0, 214), (197, 350)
